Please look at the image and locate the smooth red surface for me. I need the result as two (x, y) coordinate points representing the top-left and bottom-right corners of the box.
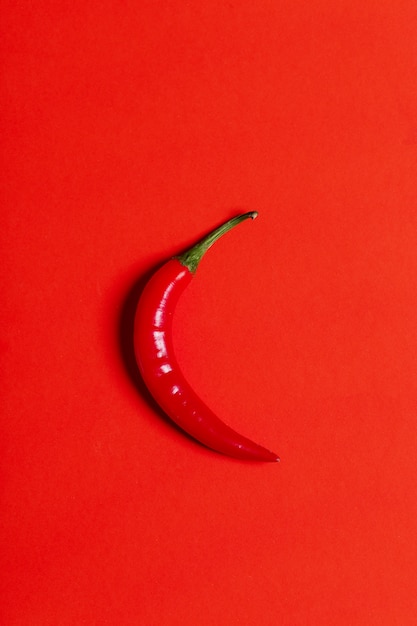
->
(1, 2), (417, 624)
(134, 256), (278, 461)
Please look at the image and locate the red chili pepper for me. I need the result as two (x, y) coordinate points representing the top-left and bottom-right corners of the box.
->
(134, 212), (279, 462)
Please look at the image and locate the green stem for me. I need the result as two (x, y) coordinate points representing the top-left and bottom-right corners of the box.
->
(176, 212), (258, 274)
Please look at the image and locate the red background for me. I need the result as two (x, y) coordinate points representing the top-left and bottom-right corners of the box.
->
(2, 2), (417, 624)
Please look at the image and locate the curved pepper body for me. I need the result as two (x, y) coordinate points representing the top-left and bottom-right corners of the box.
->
(134, 257), (278, 462)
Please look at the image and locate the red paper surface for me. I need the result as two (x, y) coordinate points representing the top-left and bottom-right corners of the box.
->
(2, 2), (417, 624)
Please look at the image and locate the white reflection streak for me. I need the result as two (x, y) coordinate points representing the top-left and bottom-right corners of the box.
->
(153, 331), (167, 358)
(153, 275), (187, 327)
(154, 308), (164, 327)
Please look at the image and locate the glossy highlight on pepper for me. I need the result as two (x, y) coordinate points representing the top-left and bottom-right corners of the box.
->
(133, 212), (279, 462)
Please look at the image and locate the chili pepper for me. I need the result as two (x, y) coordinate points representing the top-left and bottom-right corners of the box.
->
(133, 212), (279, 462)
